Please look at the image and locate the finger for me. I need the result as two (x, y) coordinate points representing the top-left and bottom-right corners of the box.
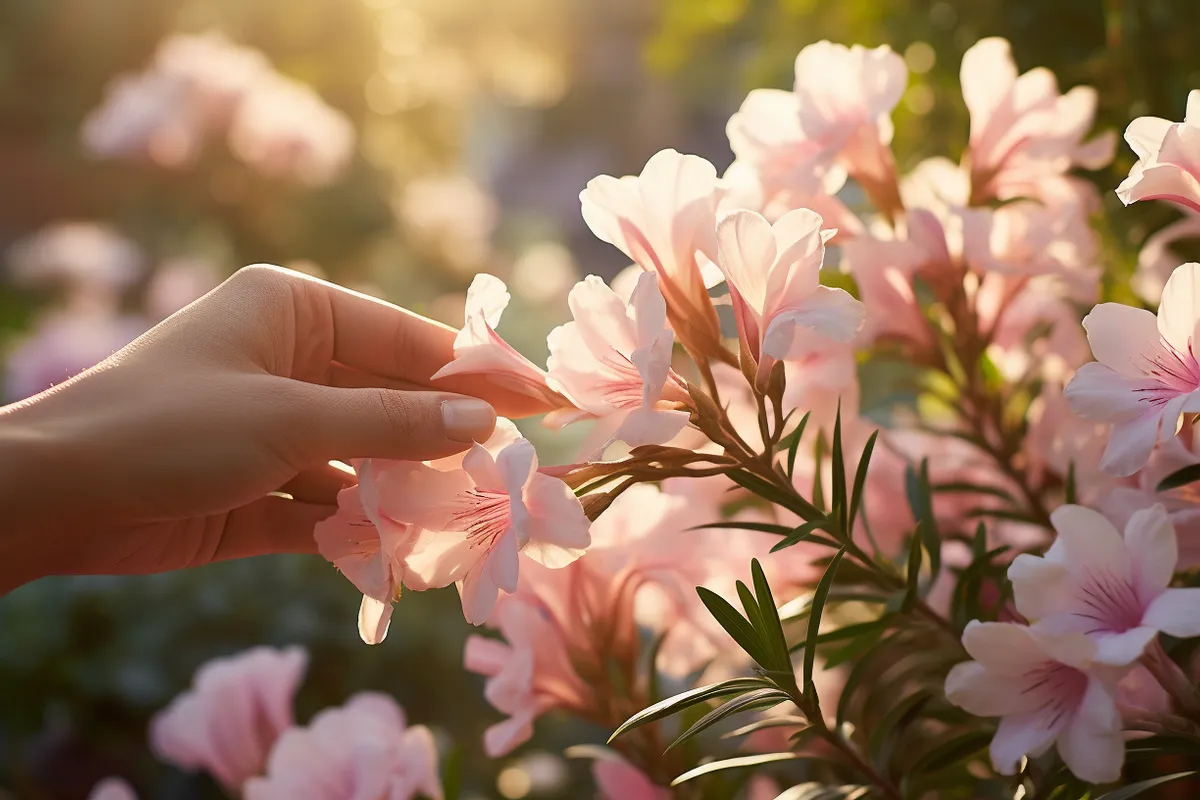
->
(212, 495), (331, 562)
(279, 464), (355, 505)
(325, 363), (423, 391)
(327, 362), (555, 419)
(284, 383), (497, 462)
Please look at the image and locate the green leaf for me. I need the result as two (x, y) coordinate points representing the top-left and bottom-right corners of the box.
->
(607, 677), (769, 742)
(692, 521), (797, 536)
(1157, 464), (1200, 492)
(813, 617), (891, 646)
(721, 715), (809, 739)
(665, 688), (791, 751)
(867, 689), (932, 767)
(1095, 771), (1197, 799)
(1065, 459), (1077, 505)
(779, 411), (812, 480)
(837, 638), (886, 730)
(751, 559), (792, 678)
(440, 745), (462, 800)
(908, 731), (991, 776)
(728, 470), (823, 522)
(771, 518), (833, 553)
(812, 432), (827, 512)
(831, 402), (847, 531)
(848, 430), (878, 534)
(697, 586), (769, 666)
(773, 784), (861, 800)
(671, 753), (803, 786)
(931, 481), (1017, 503)
(804, 548), (846, 696)
(902, 533), (923, 612)
(917, 460), (941, 578)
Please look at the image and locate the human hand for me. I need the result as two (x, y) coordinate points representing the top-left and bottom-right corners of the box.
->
(0, 264), (553, 592)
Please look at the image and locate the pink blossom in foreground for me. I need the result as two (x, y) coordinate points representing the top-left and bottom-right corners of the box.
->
(372, 425), (590, 625)
(1117, 90), (1200, 214)
(1065, 262), (1200, 476)
(150, 646), (307, 792)
(593, 757), (671, 800)
(1009, 504), (1200, 665)
(87, 778), (137, 800)
(432, 274), (571, 410)
(315, 461), (423, 644)
(960, 37), (1114, 203)
(244, 693), (441, 800)
(715, 208), (864, 381)
(545, 272), (690, 453)
(944, 621), (1123, 783)
(579, 149), (725, 356)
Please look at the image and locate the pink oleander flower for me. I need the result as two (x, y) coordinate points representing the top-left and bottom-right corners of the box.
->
(961, 201), (1100, 293)
(150, 646), (307, 792)
(545, 272), (690, 453)
(715, 208), (864, 382)
(1133, 211), (1200, 304)
(593, 757), (671, 800)
(315, 460), (425, 644)
(944, 621), (1123, 783)
(1064, 262), (1200, 477)
(579, 149), (725, 357)
(960, 37), (1114, 203)
(1023, 384), (1111, 505)
(87, 778), (137, 800)
(371, 425), (590, 625)
(1009, 504), (1200, 665)
(432, 274), (571, 410)
(6, 222), (143, 293)
(244, 693), (441, 800)
(1118, 90), (1200, 214)
(983, 286), (1094, 384)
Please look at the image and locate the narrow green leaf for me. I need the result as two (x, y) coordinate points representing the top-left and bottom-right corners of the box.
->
(780, 411), (812, 480)
(918, 460), (941, 579)
(867, 689), (931, 767)
(692, 521), (797, 536)
(728, 470), (823, 522)
(812, 433), (827, 512)
(820, 625), (887, 670)
(902, 533), (923, 612)
(908, 731), (991, 776)
(665, 688), (791, 751)
(440, 745), (462, 800)
(831, 402), (847, 531)
(670, 753), (803, 786)
(770, 518), (831, 553)
(697, 586), (769, 666)
(1158, 464), (1200, 492)
(608, 677), (770, 742)
(837, 639), (885, 729)
(847, 430), (878, 533)
(931, 481), (1016, 503)
(1064, 460), (1077, 505)
(1095, 771), (1197, 799)
(751, 559), (791, 677)
(721, 715), (809, 739)
(804, 548), (847, 695)
(813, 617), (891, 646)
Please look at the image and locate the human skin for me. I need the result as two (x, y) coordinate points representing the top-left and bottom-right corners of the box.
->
(0, 264), (553, 594)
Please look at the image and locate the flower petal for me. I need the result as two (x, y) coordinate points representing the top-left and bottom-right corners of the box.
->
(1081, 303), (1162, 377)
(1158, 262), (1200, 353)
(522, 473), (591, 568)
(944, 662), (1029, 717)
(1056, 680), (1123, 784)
(1007, 554), (1072, 620)
(716, 209), (775, 317)
(989, 712), (1058, 776)
(1124, 504), (1177, 600)
(1101, 410), (1163, 478)
(761, 286), (865, 359)
(1047, 504), (1131, 581)
(1143, 587), (1200, 637)
(1091, 626), (1158, 666)
(358, 595), (393, 645)
(960, 621), (1046, 675)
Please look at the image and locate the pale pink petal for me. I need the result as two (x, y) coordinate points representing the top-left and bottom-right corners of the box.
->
(1081, 303), (1163, 377)
(522, 473), (591, 568)
(959, 621), (1046, 675)
(1091, 626), (1158, 666)
(989, 712), (1058, 775)
(1124, 116), (1174, 161)
(1063, 362), (1157, 425)
(464, 635), (511, 676)
(404, 531), (476, 588)
(716, 209), (775, 317)
(1007, 555), (1072, 620)
(766, 207), (825, 302)
(761, 286), (865, 359)
(358, 595), (393, 645)
(1142, 587), (1200, 637)
(374, 462), (473, 531)
(1047, 505), (1131, 580)
(615, 407), (690, 449)
(944, 662), (1028, 717)
(1119, 164), (1200, 213)
(496, 438), (538, 498)
(1101, 411), (1164, 478)
(1124, 504), (1177, 599)
(87, 778), (138, 800)
(1157, 262), (1200, 353)
(460, 545), (506, 626)
(1055, 680), (1123, 784)
(483, 709), (536, 758)
(628, 271), (668, 347)
(566, 275), (640, 357)
(462, 441), (505, 493)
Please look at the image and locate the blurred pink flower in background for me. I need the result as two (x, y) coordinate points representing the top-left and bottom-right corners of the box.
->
(592, 756), (670, 800)
(83, 30), (354, 185)
(244, 693), (442, 800)
(144, 257), (221, 321)
(86, 778), (138, 800)
(149, 646), (307, 793)
(1118, 90), (1200, 214)
(4, 309), (147, 401)
(1132, 210), (1200, 304)
(6, 222), (143, 296)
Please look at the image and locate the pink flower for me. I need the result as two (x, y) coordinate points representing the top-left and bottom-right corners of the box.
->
(944, 621), (1123, 783)
(150, 646), (307, 792)
(545, 273), (690, 452)
(371, 425), (591, 625)
(243, 693), (441, 800)
(579, 149), (725, 357)
(1009, 504), (1200, 665)
(431, 274), (570, 410)
(1117, 90), (1200, 214)
(715, 208), (864, 380)
(1064, 262), (1200, 476)
(87, 778), (137, 800)
(5, 309), (147, 401)
(960, 37), (1114, 203)
(315, 460), (425, 644)
(961, 201), (1099, 292)
(592, 757), (671, 800)
(1132, 211), (1200, 304)
(6, 223), (143, 293)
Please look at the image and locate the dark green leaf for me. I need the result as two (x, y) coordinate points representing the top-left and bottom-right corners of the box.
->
(867, 689), (932, 767)
(697, 586), (769, 666)
(813, 617), (891, 646)
(728, 470), (823, 522)
(902, 533), (923, 612)
(831, 402), (847, 531)
(908, 731), (991, 776)
(1065, 460), (1077, 505)
(918, 460), (941, 578)
(671, 753), (803, 786)
(931, 481), (1017, 503)
(608, 677), (769, 742)
(1158, 464), (1200, 492)
(848, 430), (878, 534)
(771, 518), (833, 552)
(804, 548), (846, 696)
(751, 559), (792, 677)
(1096, 771), (1197, 799)
(721, 715), (809, 739)
(692, 521), (797, 536)
(812, 432), (827, 512)
(665, 688), (791, 751)
(779, 411), (812, 480)
(837, 639), (886, 730)
(440, 745), (462, 800)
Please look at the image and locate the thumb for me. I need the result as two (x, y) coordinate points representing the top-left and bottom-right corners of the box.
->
(289, 383), (497, 462)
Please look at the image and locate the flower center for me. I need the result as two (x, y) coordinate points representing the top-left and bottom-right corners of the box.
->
(594, 349), (647, 409)
(1137, 338), (1200, 404)
(1074, 566), (1144, 633)
(1020, 660), (1088, 731)
(452, 487), (511, 550)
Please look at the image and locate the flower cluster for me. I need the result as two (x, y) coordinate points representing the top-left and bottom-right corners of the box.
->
(82, 31), (354, 185)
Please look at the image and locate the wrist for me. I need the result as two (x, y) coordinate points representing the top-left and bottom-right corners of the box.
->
(0, 403), (63, 592)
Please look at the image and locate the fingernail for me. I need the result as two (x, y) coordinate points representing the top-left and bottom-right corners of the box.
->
(442, 398), (496, 442)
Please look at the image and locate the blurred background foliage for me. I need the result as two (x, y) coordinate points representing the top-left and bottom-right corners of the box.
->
(1, 0), (1199, 798)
